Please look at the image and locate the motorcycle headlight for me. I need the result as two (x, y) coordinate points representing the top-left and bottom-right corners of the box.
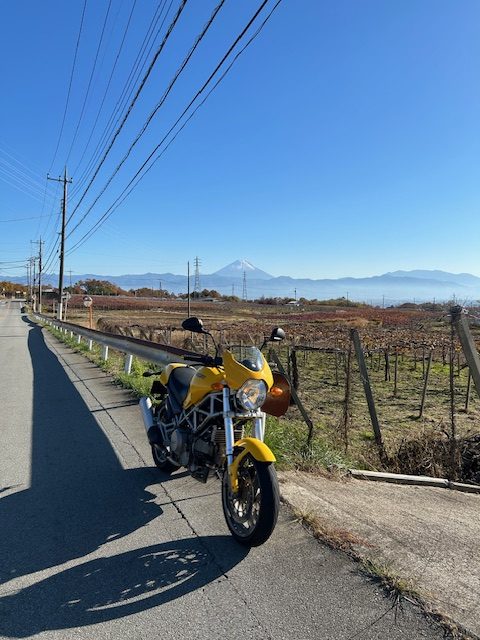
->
(236, 379), (267, 411)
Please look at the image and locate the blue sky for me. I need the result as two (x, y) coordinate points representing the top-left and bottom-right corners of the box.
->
(0, 0), (478, 281)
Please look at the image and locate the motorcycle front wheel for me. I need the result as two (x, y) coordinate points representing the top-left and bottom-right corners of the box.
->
(222, 453), (279, 547)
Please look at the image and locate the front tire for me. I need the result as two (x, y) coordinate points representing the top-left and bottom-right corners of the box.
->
(222, 453), (279, 547)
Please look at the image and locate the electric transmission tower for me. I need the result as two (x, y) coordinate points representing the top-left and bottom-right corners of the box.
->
(242, 270), (248, 301)
(194, 256), (201, 296)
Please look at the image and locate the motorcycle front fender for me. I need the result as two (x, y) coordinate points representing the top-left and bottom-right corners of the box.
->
(234, 437), (276, 463)
(228, 437), (276, 492)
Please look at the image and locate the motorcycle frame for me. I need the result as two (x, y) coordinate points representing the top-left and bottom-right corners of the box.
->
(156, 384), (267, 471)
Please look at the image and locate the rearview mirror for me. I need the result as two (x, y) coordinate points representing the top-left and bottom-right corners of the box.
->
(269, 327), (285, 342)
(182, 316), (205, 334)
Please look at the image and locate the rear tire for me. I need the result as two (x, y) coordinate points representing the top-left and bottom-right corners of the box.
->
(222, 453), (279, 547)
(151, 444), (178, 474)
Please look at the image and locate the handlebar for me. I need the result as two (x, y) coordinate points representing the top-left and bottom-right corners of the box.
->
(184, 354), (223, 367)
(183, 354), (204, 363)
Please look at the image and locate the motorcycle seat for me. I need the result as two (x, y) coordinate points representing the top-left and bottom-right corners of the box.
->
(167, 366), (196, 411)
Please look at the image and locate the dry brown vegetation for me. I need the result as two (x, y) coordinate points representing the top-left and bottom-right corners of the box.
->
(59, 298), (480, 483)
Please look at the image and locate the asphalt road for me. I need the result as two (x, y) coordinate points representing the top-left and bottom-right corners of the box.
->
(0, 300), (447, 640)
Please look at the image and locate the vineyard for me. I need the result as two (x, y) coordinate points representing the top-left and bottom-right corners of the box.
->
(59, 296), (480, 483)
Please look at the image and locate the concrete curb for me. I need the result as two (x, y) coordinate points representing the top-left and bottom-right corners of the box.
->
(349, 469), (480, 494)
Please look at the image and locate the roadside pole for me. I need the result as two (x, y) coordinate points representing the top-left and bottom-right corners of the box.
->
(83, 296), (93, 329)
(48, 168), (72, 320)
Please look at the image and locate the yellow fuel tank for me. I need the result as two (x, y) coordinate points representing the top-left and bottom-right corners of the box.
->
(183, 366), (225, 408)
(159, 363), (187, 387)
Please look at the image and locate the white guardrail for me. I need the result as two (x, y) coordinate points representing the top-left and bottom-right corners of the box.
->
(32, 312), (198, 374)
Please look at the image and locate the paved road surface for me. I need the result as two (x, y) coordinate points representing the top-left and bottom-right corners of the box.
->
(0, 300), (447, 639)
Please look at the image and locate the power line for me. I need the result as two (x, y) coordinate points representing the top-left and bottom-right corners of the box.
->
(41, 234), (61, 276)
(70, 0), (138, 178)
(0, 213), (56, 223)
(64, 0), (113, 165)
(70, 0), (171, 200)
(48, 0), (88, 172)
(0, 144), (50, 183)
(37, 180), (61, 246)
(66, 0), (282, 255)
(68, 0), (188, 220)
(67, 0), (225, 236)
(0, 157), (57, 199)
(0, 167), (55, 205)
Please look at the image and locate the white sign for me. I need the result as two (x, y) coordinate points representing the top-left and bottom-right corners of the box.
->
(83, 296), (93, 308)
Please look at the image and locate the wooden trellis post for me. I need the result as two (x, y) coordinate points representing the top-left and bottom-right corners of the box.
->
(393, 349), (399, 397)
(269, 349), (314, 447)
(350, 329), (386, 462)
(465, 370), (472, 413)
(451, 306), (480, 398)
(419, 350), (433, 418)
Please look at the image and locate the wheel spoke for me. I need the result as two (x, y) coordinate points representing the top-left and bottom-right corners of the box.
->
(223, 456), (262, 536)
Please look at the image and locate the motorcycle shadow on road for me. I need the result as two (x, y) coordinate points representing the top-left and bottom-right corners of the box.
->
(0, 535), (247, 637)
(0, 321), (248, 635)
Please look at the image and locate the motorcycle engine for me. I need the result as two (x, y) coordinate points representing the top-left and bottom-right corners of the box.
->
(170, 428), (190, 466)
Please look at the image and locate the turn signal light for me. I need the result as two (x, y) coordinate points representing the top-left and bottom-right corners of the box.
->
(211, 382), (223, 391)
(269, 386), (283, 397)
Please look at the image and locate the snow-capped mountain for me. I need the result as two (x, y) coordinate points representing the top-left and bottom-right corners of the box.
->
(212, 260), (272, 280)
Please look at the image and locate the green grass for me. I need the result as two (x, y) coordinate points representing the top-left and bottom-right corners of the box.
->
(264, 416), (355, 472)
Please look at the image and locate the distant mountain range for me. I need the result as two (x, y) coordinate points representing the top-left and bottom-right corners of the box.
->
(3, 260), (480, 304)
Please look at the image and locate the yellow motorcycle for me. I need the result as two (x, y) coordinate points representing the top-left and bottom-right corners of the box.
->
(139, 317), (290, 546)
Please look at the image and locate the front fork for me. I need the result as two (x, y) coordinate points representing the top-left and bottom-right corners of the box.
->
(222, 386), (266, 492)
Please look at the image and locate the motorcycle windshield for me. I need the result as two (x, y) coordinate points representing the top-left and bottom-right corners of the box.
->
(234, 347), (264, 372)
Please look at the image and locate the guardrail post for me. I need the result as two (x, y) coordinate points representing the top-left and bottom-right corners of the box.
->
(124, 353), (133, 374)
(102, 345), (109, 361)
(70, 331), (74, 338)
(88, 339), (93, 351)
(77, 335), (82, 344)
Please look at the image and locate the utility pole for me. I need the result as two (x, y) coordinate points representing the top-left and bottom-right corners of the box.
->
(32, 238), (44, 312)
(26, 261), (31, 302)
(242, 270), (248, 302)
(32, 255), (37, 312)
(48, 167), (72, 320)
(38, 238), (43, 312)
(187, 261), (191, 317)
